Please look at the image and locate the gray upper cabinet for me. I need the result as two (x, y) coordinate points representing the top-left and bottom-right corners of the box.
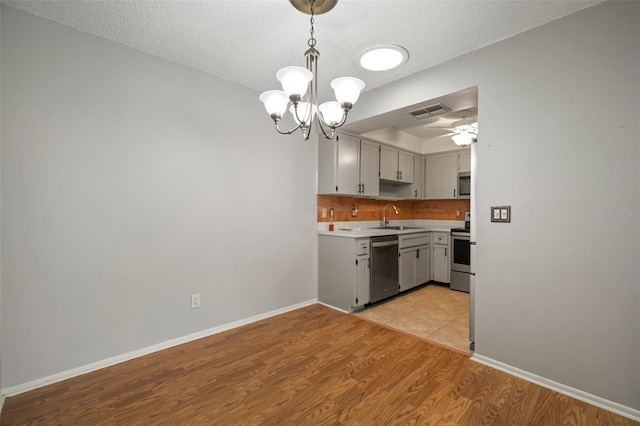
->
(398, 154), (424, 200)
(359, 139), (380, 197)
(318, 133), (379, 197)
(458, 149), (471, 173)
(411, 155), (424, 199)
(380, 146), (414, 183)
(425, 152), (458, 199)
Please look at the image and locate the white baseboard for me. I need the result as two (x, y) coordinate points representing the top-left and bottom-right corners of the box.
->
(316, 301), (349, 314)
(2, 299), (317, 397)
(471, 353), (640, 422)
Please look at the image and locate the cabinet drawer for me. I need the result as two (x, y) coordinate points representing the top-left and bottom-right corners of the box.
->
(432, 232), (449, 245)
(399, 233), (430, 249)
(356, 239), (370, 256)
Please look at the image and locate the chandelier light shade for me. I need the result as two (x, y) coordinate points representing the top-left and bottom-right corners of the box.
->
(276, 66), (313, 98)
(331, 77), (365, 105)
(259, 90), (289, 117)
(259, 0), (365, 140)
(318, 101), (343, 126)
(289, 102), (317, 125)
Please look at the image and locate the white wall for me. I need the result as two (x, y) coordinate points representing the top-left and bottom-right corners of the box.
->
(0, 5), (317, 388)
(351, 1), (639, 411)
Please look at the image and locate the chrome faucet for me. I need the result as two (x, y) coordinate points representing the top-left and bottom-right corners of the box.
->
(381, 204), (399, 228)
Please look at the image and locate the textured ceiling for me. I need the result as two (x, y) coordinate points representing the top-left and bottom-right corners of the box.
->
(5, 0), (604, 100)
(4, 0), (604, 146)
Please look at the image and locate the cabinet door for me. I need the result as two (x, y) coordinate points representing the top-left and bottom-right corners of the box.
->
(411, 155), (424, 199)
(415, 245), (430, 285)
(398, 150), (414, 183)
(359, 139), (380, 197)
(399, 248), (416, 292)
(432, 245), (449, 283)
(458, 150), (471, 173)
(355, 255), (370, 306)
(425, 152), (457, 199)
(337, 134), (361, 195)
(379, 145), (398, 181)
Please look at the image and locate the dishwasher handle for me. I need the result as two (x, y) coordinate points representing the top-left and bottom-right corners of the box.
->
(371, 240), (398, 248)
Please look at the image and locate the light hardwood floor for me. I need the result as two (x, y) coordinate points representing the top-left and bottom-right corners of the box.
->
(1, 304), (636, 425)
(355, 284), (471, 354)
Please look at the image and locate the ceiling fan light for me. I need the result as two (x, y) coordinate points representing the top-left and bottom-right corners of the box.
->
(276, 66), (313, 98)
(319, 101), (344, 126)
(331, 77), (365, 105)
(452, 132), (474, 146)
(259, 90), (289, 116)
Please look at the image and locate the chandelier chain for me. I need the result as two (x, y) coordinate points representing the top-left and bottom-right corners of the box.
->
(308, 1), (316, 48)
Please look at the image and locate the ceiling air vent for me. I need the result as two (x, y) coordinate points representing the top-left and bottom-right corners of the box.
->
(408, 103), (451, 119)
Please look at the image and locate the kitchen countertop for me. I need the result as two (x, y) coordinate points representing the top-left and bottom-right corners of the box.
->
(318, 226), (452, 238)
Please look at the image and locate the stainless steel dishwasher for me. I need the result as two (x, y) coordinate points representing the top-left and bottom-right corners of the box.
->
(370, 235), (399, 303)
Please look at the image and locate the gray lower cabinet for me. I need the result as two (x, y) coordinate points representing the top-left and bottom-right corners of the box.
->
(398, 233), (431, 292)
(431, 232), (450, 283)
(356, 254), (370, 307)
(318, 235), (370, 312)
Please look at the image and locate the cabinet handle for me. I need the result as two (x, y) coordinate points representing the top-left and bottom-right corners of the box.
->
(414, 189), (418, 198)
(445, 248), (447, 257)
(416, 250), (420, 258)
(362, 183), (365, 193)
(399, 171), (403, 180)
(454, 189), (456, 198)
(368, 259), (371, 268)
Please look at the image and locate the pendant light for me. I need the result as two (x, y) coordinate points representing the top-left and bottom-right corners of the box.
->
(259, 0), (365, 140)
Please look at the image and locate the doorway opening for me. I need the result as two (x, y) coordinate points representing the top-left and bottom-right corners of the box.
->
(342, 86), (478, 354)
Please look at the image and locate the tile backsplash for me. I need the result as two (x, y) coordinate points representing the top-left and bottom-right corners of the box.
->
(317, 195), (471, 223)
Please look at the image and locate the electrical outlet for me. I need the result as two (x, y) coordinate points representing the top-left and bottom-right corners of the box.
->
(191, 293), (201, 309)
(351, 208), (358, 217)
(321, 207), (327, 218)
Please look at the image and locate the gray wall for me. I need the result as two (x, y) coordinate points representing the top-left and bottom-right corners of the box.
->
(351, 1), (639, 409)
(1, 5), (317, 387)
(0, 2), (3, 404)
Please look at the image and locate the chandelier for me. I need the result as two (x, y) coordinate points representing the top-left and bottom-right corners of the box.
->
(259, 0), (365, 140)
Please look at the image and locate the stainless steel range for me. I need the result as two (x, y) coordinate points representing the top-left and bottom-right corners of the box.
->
(450, 211), (471, 293)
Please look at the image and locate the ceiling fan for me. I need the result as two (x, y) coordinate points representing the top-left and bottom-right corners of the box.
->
(421, 109), (478, 146)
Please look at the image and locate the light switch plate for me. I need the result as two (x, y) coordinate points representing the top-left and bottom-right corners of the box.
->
(491, 206), (511, 223)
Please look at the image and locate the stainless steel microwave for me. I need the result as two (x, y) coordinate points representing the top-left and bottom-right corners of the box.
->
(458, 172), (471, 199)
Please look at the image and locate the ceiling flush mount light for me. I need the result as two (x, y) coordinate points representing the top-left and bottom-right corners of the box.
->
(259, 0), (365, 140)
(359, 44), (409, 71)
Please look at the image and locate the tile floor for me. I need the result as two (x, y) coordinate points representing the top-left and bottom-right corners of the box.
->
(354, 284), (471, 354)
